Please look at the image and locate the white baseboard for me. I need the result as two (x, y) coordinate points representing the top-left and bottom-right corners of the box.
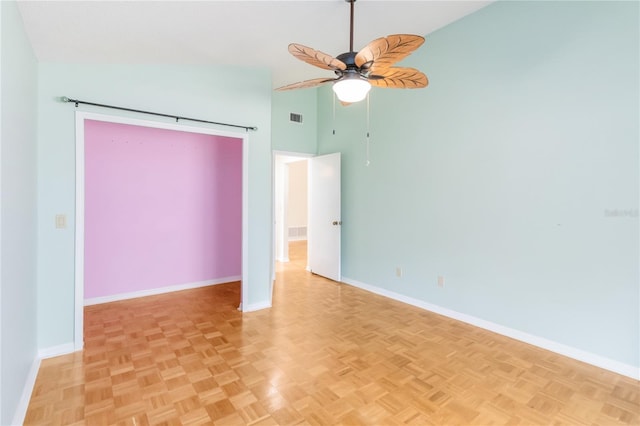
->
(242, 301), (272, 312)
(341, 277), (639, 380)
(38, 342), (76, 359)
(11, 356), (41, 426)
(84, 276), (241, 306)
(12, 343), (79, 425)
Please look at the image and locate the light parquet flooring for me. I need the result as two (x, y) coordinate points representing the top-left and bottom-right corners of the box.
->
(25, 241), (639, 425)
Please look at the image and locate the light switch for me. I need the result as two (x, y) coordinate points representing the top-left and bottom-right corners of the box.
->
(55, 214), (67, 229)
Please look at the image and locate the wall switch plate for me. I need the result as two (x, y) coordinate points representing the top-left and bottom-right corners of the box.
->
(55, 214), (67, 229)
(396, 267), (403, 278)
(437, 275), (445, 287)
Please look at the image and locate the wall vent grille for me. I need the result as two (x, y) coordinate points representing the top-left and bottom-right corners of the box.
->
(290, 113), (303, 123)
(288, 226), (307, 241)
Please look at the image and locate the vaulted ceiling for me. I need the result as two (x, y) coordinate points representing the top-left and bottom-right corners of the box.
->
(17, 1), (492, 89)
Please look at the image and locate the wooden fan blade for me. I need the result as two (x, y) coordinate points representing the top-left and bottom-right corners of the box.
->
(288, 44), (347, 71)
(369, 67), (428, 89)
(355, 34), (425, 69)
(275, 77), (336, 91)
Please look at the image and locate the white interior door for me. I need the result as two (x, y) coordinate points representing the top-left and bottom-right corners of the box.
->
(308, 152), (341, 281)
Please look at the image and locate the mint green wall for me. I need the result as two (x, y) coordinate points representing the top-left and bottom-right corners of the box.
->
(1, 1), (39, 423)
(318, 1), (639, 368)
(272, 90), (318, 154)
(37, 63), (273, 348)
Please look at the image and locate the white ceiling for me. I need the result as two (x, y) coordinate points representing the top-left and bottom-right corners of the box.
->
(17, 0), (492, 89)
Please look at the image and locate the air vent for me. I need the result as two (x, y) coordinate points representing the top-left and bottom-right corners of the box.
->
(289, 113), (303, 124)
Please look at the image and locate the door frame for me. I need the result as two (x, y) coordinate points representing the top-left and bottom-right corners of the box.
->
(272, 151), (313, 287)
(74, 111), (249, 350)
(273, 151), (312, 263)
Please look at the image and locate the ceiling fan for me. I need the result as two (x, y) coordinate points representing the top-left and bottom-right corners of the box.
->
(275, 0), (428, 104)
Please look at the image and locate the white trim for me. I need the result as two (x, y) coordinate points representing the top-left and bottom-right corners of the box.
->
(341, 276), (640, 380)
(74, 114), (85, 351)
(272, 151), (314, 294)
(84, 277), (241, 306)
(11, 357), (41, 426)
(272, 150), (314, 159)
(241, 124), (249, 315)
(13, 344), (78, 426)
(0, 1), (3, 418)
(75, 112), (249, 351)
(242, 301), (272, 312)
(38, 342), (76, 359)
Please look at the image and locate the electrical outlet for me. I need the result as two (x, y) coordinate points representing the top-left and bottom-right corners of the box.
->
(396, 267), (403, 278)
(437, 275), (445, 288)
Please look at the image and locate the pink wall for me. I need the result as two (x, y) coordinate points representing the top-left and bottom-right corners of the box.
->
(84, 119), (242, 299)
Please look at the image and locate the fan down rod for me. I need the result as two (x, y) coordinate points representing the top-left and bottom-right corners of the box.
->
(348, 0), (355, 52)
(61, 96), (258, 131)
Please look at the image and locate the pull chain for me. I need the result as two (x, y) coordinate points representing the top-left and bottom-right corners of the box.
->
(332, 92), (336, 135)
(365, 92), (371, 166)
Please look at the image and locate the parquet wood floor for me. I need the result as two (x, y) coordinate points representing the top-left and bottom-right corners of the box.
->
(25, 241), (639, 425)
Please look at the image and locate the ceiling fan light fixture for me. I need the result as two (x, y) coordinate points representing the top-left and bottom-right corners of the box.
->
(276, 0), (428, 100)
(332, 75), (371, 103)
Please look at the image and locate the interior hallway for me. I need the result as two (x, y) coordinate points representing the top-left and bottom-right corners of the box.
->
(24, 241), (639, 425)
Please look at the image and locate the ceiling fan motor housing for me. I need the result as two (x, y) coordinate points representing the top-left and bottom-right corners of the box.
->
(336, 52), (357, 68)
(335, 52), (372, 79)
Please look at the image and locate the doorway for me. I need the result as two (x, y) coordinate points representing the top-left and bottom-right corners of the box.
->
(273, 152), (311, 274)
(74, 112), (250, 350)
(273, 151), (342, 292)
